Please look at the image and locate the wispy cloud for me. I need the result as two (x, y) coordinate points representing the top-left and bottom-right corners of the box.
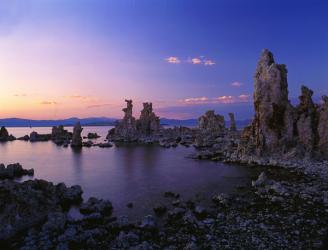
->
(180, 94), (251, 105)
(165, 56), (215, 66)
(68, 95), (89, 99)
(40, 101), (57, 105)
(204, 59), (216, 66)
(231, 81), (244, 87)
(165, 56), (181, 64)
(87, 103), (113, 109)
(184, 97), (209, 103)
(187, 57), (215, 66)
(13, 93), (27, 97)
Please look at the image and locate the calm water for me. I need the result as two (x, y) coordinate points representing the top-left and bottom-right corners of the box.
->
(0, 126), (255, 219)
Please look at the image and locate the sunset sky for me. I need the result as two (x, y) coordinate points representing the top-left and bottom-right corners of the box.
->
(0, 0), (327, 120)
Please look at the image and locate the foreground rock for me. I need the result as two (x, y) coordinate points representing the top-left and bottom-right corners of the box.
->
(0, 163), (34, 179)
(2, 165), (328, 249)
(0, 179), (82, 241)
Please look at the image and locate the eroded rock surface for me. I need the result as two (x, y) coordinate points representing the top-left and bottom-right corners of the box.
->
(51, 125), (72, 145)
(0, 179), (82, 241)
(136, 102), (160, 135)
(229, 113), (237, 131)
(237, 49), (328, 160)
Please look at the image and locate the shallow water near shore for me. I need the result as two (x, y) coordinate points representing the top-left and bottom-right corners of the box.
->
(1, 126), (257, 220)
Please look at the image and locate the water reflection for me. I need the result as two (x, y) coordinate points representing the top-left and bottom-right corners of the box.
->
(0, 126), (257, 219)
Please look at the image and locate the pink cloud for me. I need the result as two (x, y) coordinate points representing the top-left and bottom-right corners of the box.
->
(231, 81), (244, 87)
(184, 97), (209, 103)
(180, 94), (251, 105)
(165, 56), (181, 64)
(40, 101), (57, 105)
(204, 59), (215, 66)
(190, 58), (202, 65)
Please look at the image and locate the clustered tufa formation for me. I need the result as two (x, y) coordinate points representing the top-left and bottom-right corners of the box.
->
(107, 99), (161, 142)
(239, 49), (328, 159)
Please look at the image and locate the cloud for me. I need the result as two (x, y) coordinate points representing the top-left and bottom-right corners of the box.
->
(184, 97), (209, 103)
(180, 94), (251, 105)
(165, 56), (181, 64)
(69, 95), (89, 99)
(190, 58), (202, 65)
(204, 59), (216, 66)
(238, 94), (251, 100)
(231, 81), (244, 87)
(14, 93), (27, 97)
(40, 101), (57, 105)
(87, 103), (113, 109)
(165, 56), (215, 66)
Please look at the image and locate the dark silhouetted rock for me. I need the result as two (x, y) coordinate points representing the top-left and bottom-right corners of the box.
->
(71, 122), (83, 147)
(29, 131), (51, 142)
(0, 126), (16, 141)
(136, 102), (160, 135)
(17, 135), (30, 141)
(51, 125), (72, 145)
(318, 95), (328, 156)
(0, 163), (34, 179)
(229, 113), (237, 131)
(198, 110), (225, 132)
(87, 132), (100, 139)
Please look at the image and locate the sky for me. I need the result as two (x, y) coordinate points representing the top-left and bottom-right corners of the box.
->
(0, 0), (327, 120)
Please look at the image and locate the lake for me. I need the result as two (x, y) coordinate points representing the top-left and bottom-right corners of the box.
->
(0, 126), (256, 220)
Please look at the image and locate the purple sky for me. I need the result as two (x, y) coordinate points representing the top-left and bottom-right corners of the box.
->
(0, 0), (327, 120)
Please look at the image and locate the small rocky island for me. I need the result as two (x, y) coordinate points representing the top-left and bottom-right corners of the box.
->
(1, 49), (328, 249)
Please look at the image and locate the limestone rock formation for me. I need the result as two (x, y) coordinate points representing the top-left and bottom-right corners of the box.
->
(71, 122), (83, 147)
(51, 125), (72, 145)
(137, 102), (160, 135)
(29, 131), (51, 142)
(108, 100), (164, 142)
(251, 49), (295, 155)
(318, 96), (328, 156)
(239, 49), (328, 159)
(195, 110), (226, 147)
(295, 86), (318, 155)
(198, 110), (225, 132)
(229, 113), (237, 131)
(0, 126), (16, 141)
(114, 99), (137, 140)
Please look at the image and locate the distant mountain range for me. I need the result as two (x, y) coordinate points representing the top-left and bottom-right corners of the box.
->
(0, 117), (252, 128)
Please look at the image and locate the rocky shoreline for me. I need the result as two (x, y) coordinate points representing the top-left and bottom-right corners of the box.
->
(1, 163), (327, 249)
